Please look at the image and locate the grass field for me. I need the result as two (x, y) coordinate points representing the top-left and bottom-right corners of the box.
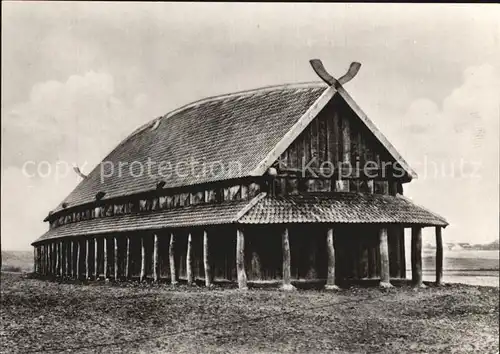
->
(1, 272), (498, 353)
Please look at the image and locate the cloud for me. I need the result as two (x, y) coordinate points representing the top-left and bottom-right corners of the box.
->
(393, 64), (499, 244)
(1, 72), (156, 250)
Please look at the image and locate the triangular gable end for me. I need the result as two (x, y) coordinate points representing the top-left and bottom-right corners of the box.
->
(251, 85), (417, 181)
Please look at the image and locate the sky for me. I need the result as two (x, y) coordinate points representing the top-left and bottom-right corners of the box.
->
(2, 3), (499, 250)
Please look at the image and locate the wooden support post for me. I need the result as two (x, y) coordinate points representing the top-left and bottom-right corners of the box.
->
(40, 245), (43, 275)
(85, 239), (89, 279)
(48, 243), (53, 276)
(379, 228), (392, 288)
(54, 243), (57, 275)
(186, 233), (194, 285)
(125, 236), (130, 279)
(59, 242), (63, 276)
(435, 226), (443, 286)
(76, 241), (80, 279)
(153, 234), (159, 282)
(53, 243), (56, 276)
(140, 236), (145, 282)
(236, 228), (248, 290)
(94, 238), (98, 279)
(114, 236), (119, 280)
(342, 115), (351, 164)
(33, 247), (37, 274)
(169, 233), (177, 285)
(104, 237), (108, 279)
(44, 244), (48, 275)
(45, 244), (48, 275)
(47, 244), (50, 275)
(45, 244), (49, 275)
(203, 230), (213, 287)
(282, 227), (295, 291)
(71, 240), (75, 278)
(65, 241), (69, 277)
(326, 228), (339, 290)
(411, 227), (425, 288)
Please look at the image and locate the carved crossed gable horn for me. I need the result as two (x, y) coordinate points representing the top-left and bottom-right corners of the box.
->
(309, 59), (361, 88)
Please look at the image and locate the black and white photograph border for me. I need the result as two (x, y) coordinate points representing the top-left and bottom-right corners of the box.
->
(1, 3), (499, 353)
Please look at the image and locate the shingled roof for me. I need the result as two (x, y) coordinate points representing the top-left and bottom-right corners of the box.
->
(35, 192), (447, 244)
(49, 78), (418, 219)
(52, 83), (326, 214)
(238, 193), (448, 227)
(35, 199), (252, 242)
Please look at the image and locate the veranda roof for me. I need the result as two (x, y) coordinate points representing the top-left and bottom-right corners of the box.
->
(33, 192), (447, 244)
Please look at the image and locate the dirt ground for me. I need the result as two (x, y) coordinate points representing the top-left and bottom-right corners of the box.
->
(1, 273), (498, 353)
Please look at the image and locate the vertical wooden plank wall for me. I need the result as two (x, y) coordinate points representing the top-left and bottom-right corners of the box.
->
(277, 96), (397, 194)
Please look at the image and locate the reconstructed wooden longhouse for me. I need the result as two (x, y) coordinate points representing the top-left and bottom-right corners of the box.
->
(32, 60), (448, 289)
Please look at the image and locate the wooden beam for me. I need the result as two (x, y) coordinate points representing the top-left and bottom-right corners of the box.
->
(71, 240), (75, 278)
(65, 241), (69, 277)
(411, 227), (425, 288)
(186, 233), (194, 285)
(153, 234), (159, 282)
(326, 228), (339, 290)
(104, 237), (108, 279)
(59, 241), (63, 276)
(281, 227), (295, 291)
(435, 227), (443, 286)
(48, 242), (53, 275)
(53, 243), (58, 276)
(125, 236), (130, 279)
(236, 228), (248, 290)
(85, 239), (89, 279)
(342, 114), (351, 164)
(203, 230), (213, 287)
(169, 233), (177, 285)
(48, 243), (52, 276)
(379, 228), (392, 288)
(114, 236), (119, 280)
(94, 238), (98, 279)
(76, 240), (80, 279)
(140, 236), (146, 282)
(33, 247), (37, 274)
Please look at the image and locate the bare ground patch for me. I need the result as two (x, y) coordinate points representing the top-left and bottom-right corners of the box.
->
(1, 273), (498, 353)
